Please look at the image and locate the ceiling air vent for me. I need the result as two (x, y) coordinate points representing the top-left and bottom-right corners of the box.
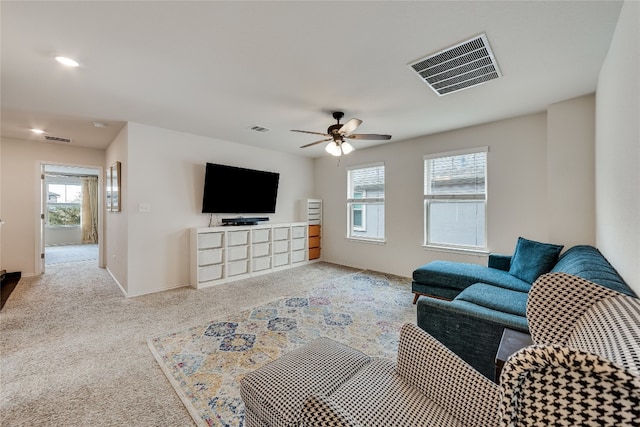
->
(248, 125), (271, 133)
(408, 33), (502, 96)
(44, 135), (72, 144)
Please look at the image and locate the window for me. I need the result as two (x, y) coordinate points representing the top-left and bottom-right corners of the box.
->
(347, 164), (385, 241)
(47, 183), (81, 226)
(424, 148), (487, 249)
(352, 190), (365, 231)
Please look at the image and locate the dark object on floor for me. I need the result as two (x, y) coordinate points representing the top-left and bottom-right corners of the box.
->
(1, 270), (21, 310)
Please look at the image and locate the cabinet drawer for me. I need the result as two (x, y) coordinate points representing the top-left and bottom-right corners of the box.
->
(199, 264), (223, 282)
(309, 247), (321, 260)
(252, 242), (271, 258)
(274, 253), (290, 267)
(252, 228), (271, 243)
(228, 260), (249, 276)
(292, 249), (306, 263)
(198, 232), (223, 249)
(308, 236), (320, 248)
(198, 248), (223, 266)
(228, 230), (249, 246)
(308, 214), (321, 224)
(292, 226), (306, 239)
(273, 240), (289, 254)
(292, 238), (306, 251)
(273, 227), (289, 241)
(308, 225), (321, 237)
(227, 245), (249, 261)
(253, 256), (272, 272)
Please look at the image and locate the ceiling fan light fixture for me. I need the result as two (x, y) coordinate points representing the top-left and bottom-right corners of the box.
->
(325, 141), (342, 156)
(341, 141), (354, 155)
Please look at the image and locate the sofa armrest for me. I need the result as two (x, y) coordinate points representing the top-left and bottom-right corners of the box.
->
(527, 272), (620, 345)
(301, 394), (360, 427)
(499, 344), (640, 426)
(396, 323), (500, 427)
(488, 253), (511, 271)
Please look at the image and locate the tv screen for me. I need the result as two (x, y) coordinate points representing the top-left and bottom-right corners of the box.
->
(202, 163), (280, 214)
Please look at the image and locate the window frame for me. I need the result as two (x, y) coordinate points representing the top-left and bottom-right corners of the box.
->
(46, 181), (82, 228)
(423, 147), (488, 252)
(346, 162), (385, 243)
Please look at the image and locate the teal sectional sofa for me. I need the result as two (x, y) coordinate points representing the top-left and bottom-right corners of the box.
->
(413, 240), (636, 380)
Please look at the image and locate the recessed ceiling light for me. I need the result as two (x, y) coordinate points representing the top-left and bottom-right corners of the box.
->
(55, 56), (79, 67)
(31, 128), (45, 134)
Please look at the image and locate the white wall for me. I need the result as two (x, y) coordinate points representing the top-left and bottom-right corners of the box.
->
(547, 95), (596, 247)
(316, 112), (558, 277)
(113, 122), (315, 297)
(595, 0), (639, 294)
(316, 97), (600, 279)
(105, 125), (129, 293)
(0, 138), (105, 276)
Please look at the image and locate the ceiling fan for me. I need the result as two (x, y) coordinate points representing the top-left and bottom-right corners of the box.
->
(291, 111), (391, 156)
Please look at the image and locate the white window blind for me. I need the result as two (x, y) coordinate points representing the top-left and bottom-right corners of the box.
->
(424, 149), (487, 249)
(347, 163), (385, 241)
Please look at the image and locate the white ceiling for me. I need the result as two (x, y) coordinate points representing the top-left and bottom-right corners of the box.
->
(0, 1), (623, 158)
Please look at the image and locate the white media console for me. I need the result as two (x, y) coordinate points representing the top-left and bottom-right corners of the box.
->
(190, 222), (309, 289)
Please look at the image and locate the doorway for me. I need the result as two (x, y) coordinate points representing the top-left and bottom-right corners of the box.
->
(39, 163), (103, 272)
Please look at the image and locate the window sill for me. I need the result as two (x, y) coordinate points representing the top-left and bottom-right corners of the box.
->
(422, 244), (489, 256)
(46, 225), (81, 229)
(346, 237), (386, 245)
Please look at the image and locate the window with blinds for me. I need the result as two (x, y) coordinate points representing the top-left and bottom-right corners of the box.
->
(424, 148), (487, 249)
(347, 163), (385, 241)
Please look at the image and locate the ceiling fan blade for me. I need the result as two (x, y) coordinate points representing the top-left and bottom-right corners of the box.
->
(339, 118), (362, 135)
(300, 138), (332, 148)
(291, 129), (330, 137)
(346, 133), (392, 140)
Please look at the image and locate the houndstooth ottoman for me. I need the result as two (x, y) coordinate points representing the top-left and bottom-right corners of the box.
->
(240, 337), (371, 427)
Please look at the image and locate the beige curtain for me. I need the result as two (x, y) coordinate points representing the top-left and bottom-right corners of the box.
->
(81, 176), (99, 244)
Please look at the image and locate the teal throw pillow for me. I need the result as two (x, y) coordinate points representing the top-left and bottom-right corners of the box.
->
(508, 237), (563, 284)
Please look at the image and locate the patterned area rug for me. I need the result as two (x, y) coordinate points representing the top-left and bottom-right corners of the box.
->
(147, 271), (416, 427)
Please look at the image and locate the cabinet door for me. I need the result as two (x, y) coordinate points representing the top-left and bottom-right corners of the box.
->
(228, 230), (249, 246)
(309, 247), (321, 260)
(308, 236), (320, 249)
(199, 264), (223, 282)
(273, 227), (289, 241)
(198, 249), (223, 266)
(274, 253), (290, 267)
(308, 225), (321, 237)
(252, 242), (271, 258)
(273, 240), (289, 254)
(199, 232), (223, 249)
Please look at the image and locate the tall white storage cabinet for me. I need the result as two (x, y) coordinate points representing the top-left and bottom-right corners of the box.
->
(190, 222), (308, 289)
(299, 199), (322, 260)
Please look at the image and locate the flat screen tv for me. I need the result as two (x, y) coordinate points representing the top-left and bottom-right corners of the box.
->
(202, 163), (280, 214)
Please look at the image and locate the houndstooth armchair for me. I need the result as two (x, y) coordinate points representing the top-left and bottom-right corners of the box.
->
(241, 272), (639, 427)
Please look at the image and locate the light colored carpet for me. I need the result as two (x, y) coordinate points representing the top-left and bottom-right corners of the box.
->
(0, 261), (372, 426)
(148, 271), (416, 426)
(45, 244), (98, 265)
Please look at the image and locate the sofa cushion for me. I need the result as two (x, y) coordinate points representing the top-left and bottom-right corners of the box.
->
(456, 283), (528, 318)
(508, 237), (563, 283)
(413, 261), (531, 295)
(551, 245), (636, 297)
(330, 358), (465, 427)
(240, 337), (371, 426)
